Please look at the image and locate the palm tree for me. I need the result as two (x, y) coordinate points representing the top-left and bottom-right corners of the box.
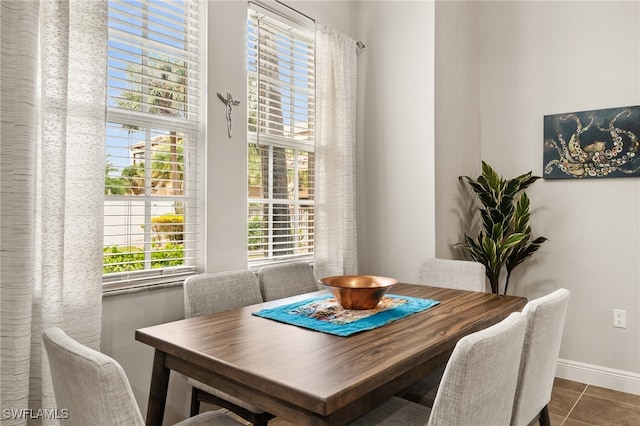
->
(120, 163), (145, 195)
(111, 56), (187, 201)
(150, 135), (184, 195)
(104, 161), (127, 195)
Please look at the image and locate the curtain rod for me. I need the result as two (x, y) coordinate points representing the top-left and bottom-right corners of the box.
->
(256, 0), (366, 49)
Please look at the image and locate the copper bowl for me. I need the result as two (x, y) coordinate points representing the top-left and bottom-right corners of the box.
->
(319, 275), (398, 310)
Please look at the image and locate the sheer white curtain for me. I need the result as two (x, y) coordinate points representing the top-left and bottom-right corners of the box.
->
(313, 24), (358, 280)
(0, 1), (107, 423)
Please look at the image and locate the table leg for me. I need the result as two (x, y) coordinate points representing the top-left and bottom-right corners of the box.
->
(146, 349), (170, 426)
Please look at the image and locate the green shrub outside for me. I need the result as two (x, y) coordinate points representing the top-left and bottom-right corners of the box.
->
(104, 213), (185, 273)
(151, 214), (184, 242)
(248, 215), (265, 251)
(103, 242), (184, 274)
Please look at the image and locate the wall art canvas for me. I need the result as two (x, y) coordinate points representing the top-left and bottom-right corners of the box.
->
(543, 105), (640, 179)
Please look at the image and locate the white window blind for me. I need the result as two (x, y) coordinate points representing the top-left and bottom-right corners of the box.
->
(104, 0), (203, 290)
(247, 5), (315, 266)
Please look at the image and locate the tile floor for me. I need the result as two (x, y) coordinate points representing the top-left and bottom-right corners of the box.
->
(549, 378), (640, 426)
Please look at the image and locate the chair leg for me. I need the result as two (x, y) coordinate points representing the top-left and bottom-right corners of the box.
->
(190, 387), (201, 417)
(253, 412), (274, 426)
(539, 405), (551, 426)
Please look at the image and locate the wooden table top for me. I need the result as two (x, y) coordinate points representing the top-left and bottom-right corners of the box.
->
(136, 284), (527, 425)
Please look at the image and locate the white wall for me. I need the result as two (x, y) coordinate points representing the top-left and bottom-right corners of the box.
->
(355, 1), (436, 282)
(288, 1), (357, 36)
(433, 0), (481, 260)
(102, 286), (190, 424)
(205, 1), (252, 273)
(478, 1), (640, 393)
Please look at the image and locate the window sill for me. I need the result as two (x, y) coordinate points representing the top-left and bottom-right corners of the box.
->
(101, 278), (189, 298)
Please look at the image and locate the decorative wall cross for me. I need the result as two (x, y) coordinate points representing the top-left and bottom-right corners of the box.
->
(217, 92), (240, 138)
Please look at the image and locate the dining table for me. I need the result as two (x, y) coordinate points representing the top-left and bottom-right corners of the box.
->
(135, 283), (527, 426)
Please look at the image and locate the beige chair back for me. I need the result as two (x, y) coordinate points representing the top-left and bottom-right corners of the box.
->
(350, 312), (528, 426)
(418, 258), (486, 292)
(183, 270), (263, 318)
(43, 327), (246, 426)
(511, 288), (570, 426)
(258, 261), (319, 301)
(43, 327), (146, 426)
(428, 312), (527, 426)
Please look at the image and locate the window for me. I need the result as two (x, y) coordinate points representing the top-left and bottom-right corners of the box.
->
(104, 0), (203, 290)
(247, 5), (315, 266)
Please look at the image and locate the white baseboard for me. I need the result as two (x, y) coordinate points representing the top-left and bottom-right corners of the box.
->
(556, 358), (640, 396)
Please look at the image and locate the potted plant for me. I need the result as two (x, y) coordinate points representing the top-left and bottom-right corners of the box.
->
(460, 162), (547, 295)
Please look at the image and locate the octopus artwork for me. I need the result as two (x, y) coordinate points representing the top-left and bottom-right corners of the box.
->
(543, 106), (640, 179)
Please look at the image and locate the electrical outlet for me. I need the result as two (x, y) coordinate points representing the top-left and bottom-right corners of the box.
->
(613, 309), (626, 328)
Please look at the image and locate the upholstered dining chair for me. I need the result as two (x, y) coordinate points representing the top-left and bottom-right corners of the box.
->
(349, 311), (528, 426)
(511, 288), (571, 426)
(42, 327), (243, 426)
(257, 261), (320, 302)
(398, 257), (487, 406)
(418, 257), (487, 292)
(183, 270), (274, 426)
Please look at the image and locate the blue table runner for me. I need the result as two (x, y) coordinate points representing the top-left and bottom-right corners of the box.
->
(252, 294), (439, 337)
